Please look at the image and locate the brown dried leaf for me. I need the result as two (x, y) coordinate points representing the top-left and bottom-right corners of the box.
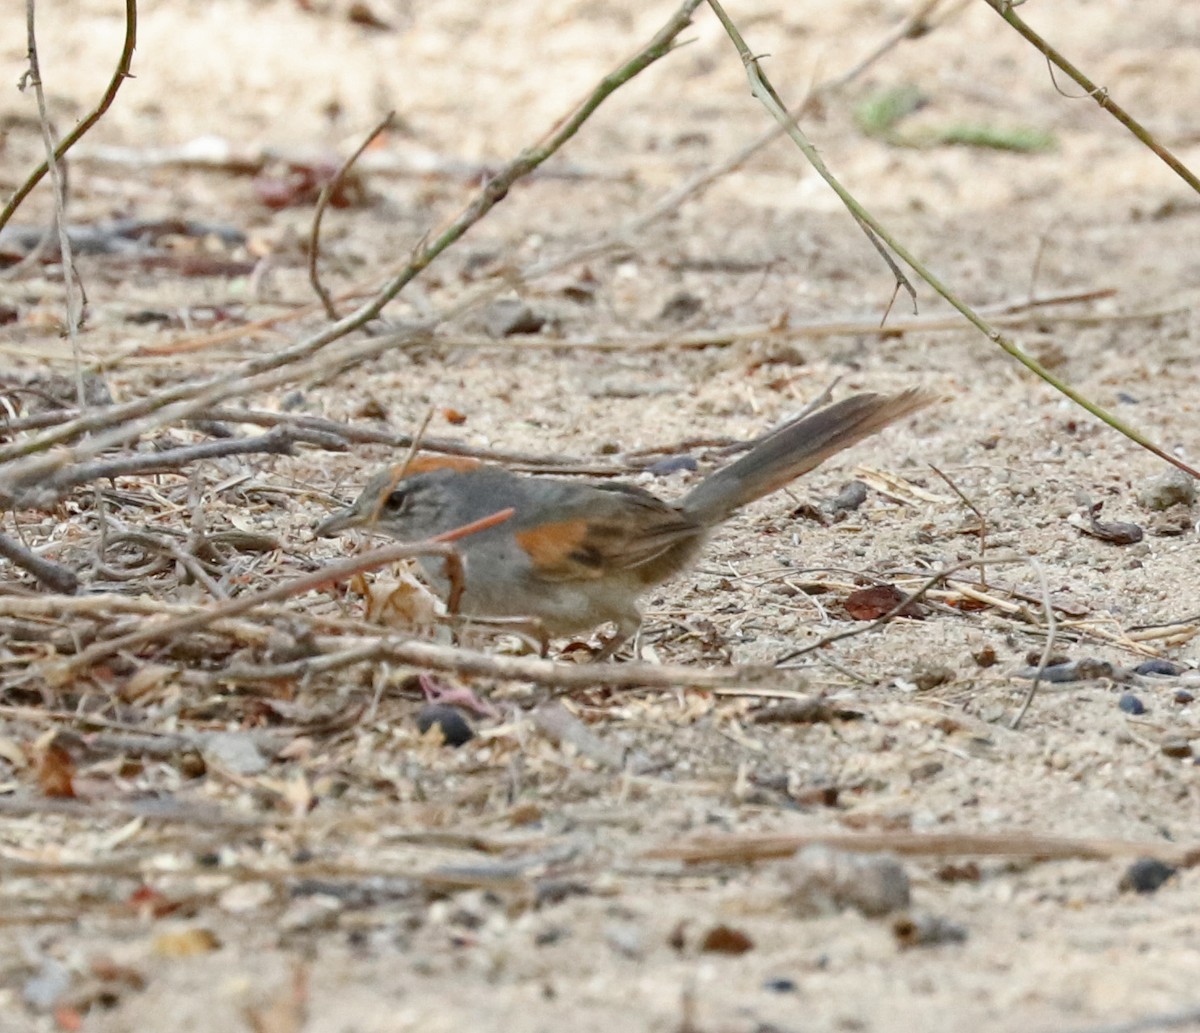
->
(152, 928), (221, 957)
(699, 924), (754, 954)
(844, 584), (923, 621)
(37, 742), (76, 799)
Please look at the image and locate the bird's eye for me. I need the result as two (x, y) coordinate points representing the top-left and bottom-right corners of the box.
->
(384, 488), (408, 512)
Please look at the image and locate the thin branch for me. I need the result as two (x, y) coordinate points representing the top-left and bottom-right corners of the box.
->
(308, 111), (395, 319)
(929, 462), (987, 585)
(1057, 1007), (1200, 1033)
(1011, 557), (1057, 730)
(24, 0), (85, 402)
(216, 635), (785, 693)
(5, 428), (301, 509)
(704, 0), (917, 314)
(0, 530), (77, 593)
(0, 0), (138, 236)
(644, 829), (1199, 866)
(981, 0), (1200, 196)
(196, 408), (619, 471)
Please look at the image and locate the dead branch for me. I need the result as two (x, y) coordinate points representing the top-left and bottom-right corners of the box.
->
(645, 830), (1200, 867)
(5, 427), (302, 510)
(0, 0), (138, 236)
(308, 111), (395, 319)
(0, 530), (77, 593)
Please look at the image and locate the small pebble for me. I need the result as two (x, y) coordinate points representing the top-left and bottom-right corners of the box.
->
(645, 455), (699, 477)
(1118, 693), (1146, 715)
(763, 978), (797, 994)
(1137, 467), (1196, 511)
(483, 299), (545, 337)
(911, 662), (954, 691)
(1175, 689), (1194, 705)
(781, 846), (910, 918)
(1135, 659), (1186, 677)
(972, 645), (998, 668)
(658, 290), (704, 323)
(1160, 736), (1193, 759)
(200, 731), (269, 776)
(1119, 857), (1176, 894)
(604, 922), (644, 959)
(831, 480), (868, 513)
(892, 913), (968, 949)
(416, 705), (474, 747)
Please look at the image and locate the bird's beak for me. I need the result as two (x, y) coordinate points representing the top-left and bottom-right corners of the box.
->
(314, 505), (361, 538)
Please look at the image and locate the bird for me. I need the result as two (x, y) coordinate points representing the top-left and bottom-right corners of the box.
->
(315, 389), (931, 657)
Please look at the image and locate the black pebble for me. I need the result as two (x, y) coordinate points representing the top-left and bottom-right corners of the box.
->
(763, 978), (797, 993)
(1175, 689), (1194, 705)
(1134, 659), (1187, 677)
(416, 705), (474, 747)
(1119, 857), (1176, 894)
(1118, 693), (1146, 715)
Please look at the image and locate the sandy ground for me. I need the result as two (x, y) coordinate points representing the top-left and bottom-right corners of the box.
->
(2, 1), (1200, 1031)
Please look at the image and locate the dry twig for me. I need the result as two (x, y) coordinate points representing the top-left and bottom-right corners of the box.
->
(0, 0), (138, 236)
(308, 111), (396, 319)
(646, 829), (1199, 866)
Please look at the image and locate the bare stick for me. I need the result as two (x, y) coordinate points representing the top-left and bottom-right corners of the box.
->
(0, 530), (77, 593)
(59, 508), (514, 674)
(23, 0), (85, 402)
(217, 636), (786, 693)
(0, 0), (137, 236)
(981, 0), (1200, 196)
(929, 462), (987, 586)
(6, 428), (301, 509)
(308, 111), (395, 319)
(1057, 1007), (1200, 1033)
(1010, 557), (1058, 730)
(644, 829), (1199, 866)
(704, 0), (1200, 482)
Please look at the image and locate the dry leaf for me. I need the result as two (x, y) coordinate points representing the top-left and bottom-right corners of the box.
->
(699, 924), (754, 954)
(844, 584), (923, 621)
(363, 570), (443, 629)
(37, 742), (76, 799)
(152, 928), (221, 957)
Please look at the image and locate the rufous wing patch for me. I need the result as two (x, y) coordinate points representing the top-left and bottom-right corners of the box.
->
(515, 519), (605, 580)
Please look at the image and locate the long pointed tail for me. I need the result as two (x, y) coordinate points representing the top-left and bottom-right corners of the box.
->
(680, 389), (933, 525)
